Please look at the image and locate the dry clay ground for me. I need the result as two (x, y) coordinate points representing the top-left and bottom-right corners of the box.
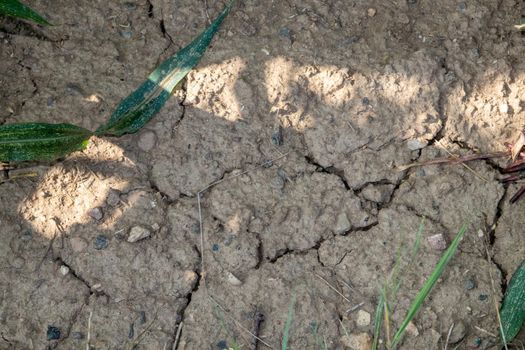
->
(0, 0), (525, 349)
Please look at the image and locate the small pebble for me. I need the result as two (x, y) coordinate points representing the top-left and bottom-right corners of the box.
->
(123, 2), (137, 10)
(499, 103), (509, 114)
(128, 226), (151, 243)
(335, 212), (351, 235)
(212, 243), (220, 251)
(59, 265), (70, 276)
(478, 294), (488, 301)
(271, 126), (284, 146)
(137, 131), (157, 151)
(427, 234), (447, 251)
(270, 175), (285, 190)
(47, 326), (61, 340)
(65, 83), (84, 96)
(278, 27), (292, 39)
(356, 310), (371, 327)
(367, 8), (376, 17)
(71, 331), (84, 340)
(70, 237), (88, 252)
(406, 321), (419, 336)
(226, 271), (243, 286)
(448, 321), (466, 344)
(94, 235), (109, 250)
(362, 97), (370, 105)
(91, 283), (103, 293)
(120, 30), (132, 39)
(458, 2), (467, 11)
(464, 277), (477, 290)
(88, 207), (103, 221)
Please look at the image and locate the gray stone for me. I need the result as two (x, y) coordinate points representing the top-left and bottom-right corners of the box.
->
(128, 226), (151, 243)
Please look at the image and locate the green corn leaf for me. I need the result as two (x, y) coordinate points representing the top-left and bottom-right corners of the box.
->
(0, 0), (51, 25)
(96, 2), (232, 137)
(0, 123), (93, 162)
(500, 260), (525, 342)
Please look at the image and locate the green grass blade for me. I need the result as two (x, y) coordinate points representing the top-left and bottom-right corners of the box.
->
(500, 260), (525, 342)
(282, 293), (296, 350)
(0, 0), (51, 25)
(0, 123), (93, 162)
(390, 223), (467, 349)
(372, 291), (385, 350)
(96, 1), (232, 136)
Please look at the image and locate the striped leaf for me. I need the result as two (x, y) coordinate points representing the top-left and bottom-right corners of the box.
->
(96, 2), (232, 136)
(0, 0), (51, 25)
(0, 123), (92, 162)
(500, 260), (525, 342)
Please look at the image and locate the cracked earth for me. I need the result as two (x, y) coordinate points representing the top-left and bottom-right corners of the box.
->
(1, 0), (525, 349)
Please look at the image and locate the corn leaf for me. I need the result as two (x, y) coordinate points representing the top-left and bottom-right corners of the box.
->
(0, 123), (92, 162)
(0, 0), (51, 25)
(500, 260), (525, 342)
(96, 2), (232, 136)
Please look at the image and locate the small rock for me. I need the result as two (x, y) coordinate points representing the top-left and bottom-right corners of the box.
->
(278, 27), (292, 39)
(457, 2), (467, 11)
(71, 331), (84, 340)
(212, 243), (220, 251)
(478, 294), (488, 301)
(335, 212), (351, 235)
(128, 226), (151, 243)
(271, 126), (284, 146)
(367, 8), (376, 17)
(20, 231), (33, 241)
(499, 102), (509, 114)
(94, 235), (109, 250)
(464, 277), (477, 290)
(227, 271), (243, 286)
(341, 332), (371, 350)
(47, 326), (61, 340)
(427, 234), (447, 251)
(356, 310), (371, 327)
(151, 223), (160, 231)
(87, 207), (103, 221)
(70, 237), (88, 252)
(406, 321), (419, 336)
(59, 265), (70, 276)
(270, 175), (285, 190)
(407, 138), (427, 151)
(217, 340), (228, 350)
(361, 184), (394, 204)
(120, 30), (132, 39)
(137, 131), (157, 151)
(91, 283), (103, 293)
(448, 321), (467, 344)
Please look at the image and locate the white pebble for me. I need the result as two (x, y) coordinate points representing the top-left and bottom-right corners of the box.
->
(59, 265), (70, 276)
(227, 272), (243, 286)
(356, 310), (371, 327)
(427, 234), (447, 251)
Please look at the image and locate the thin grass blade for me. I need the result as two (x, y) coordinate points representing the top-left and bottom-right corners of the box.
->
(0, 123), (93, 162)
(0, 0), (50, 25)
(282, 293), (296, 350)
(372, 291), (385, 350)
(390, 223), (467, 349)
(96, 2), (232, 136)
(500, 260), (525, 342)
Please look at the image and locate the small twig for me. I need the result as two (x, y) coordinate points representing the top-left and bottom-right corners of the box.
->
(314, 273), (351, 304)
(443, 322), (454, 350)
(474, 325), (498, 338)
(172, 321), (183, 350)
(435, 140), (490, 182)
(203, 0), (211, 24)
(208, 296), (274, 349)
(86, 311), (93, 350)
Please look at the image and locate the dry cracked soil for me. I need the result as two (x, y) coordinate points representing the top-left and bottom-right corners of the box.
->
(1, 0), (525, 349)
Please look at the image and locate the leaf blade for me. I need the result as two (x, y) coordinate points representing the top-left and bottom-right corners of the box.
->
(0, 0), (51, 25)
(500, 260), (525, 342)
(96, 2), (232, 136)
(0, 123), (93, 162)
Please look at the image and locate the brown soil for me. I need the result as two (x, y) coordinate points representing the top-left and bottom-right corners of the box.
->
(1, 0), (524, 349)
